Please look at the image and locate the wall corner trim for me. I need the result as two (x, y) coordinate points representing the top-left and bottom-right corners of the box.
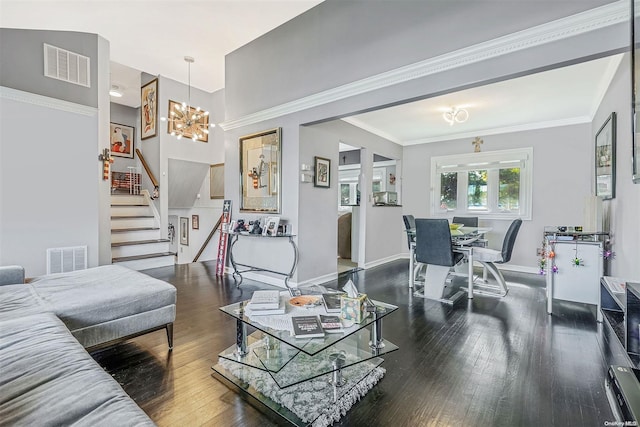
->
(220, 1), (627, 131)
(0, 86), (98, 117)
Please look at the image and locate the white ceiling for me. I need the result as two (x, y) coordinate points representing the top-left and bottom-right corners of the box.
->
(0, 0), (323, 106)
(342, 53), (624, 146)
(0, 2), (624, 145)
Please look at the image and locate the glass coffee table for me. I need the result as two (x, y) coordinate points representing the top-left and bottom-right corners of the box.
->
(211, 294), (399, 426)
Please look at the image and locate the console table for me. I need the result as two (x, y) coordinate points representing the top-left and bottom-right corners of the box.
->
(544, 230), (609, 314)
(212, 294), (398, 426)
(226, 231), (298, 289)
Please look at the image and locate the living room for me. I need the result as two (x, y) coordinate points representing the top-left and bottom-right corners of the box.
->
(1, 1), (640, 425)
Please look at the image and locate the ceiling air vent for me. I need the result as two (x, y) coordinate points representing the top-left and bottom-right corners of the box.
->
(46, 245), (88, 274)
(43, 43), (90, 87)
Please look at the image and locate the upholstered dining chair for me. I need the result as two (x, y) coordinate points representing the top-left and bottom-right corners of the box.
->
(414, 218), (465, 304)
(471, 218), (522, 297)
(452, 216), (478, 227)
(402, 214), (416, 250)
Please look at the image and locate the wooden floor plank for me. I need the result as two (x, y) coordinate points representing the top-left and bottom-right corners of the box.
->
(90, 260), (616, 426)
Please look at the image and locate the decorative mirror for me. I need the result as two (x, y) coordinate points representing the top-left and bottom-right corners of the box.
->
(632, 0), (640, 183)
(239, 128), (282, 212)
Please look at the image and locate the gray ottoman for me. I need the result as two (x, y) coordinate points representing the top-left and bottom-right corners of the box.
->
(29, 265), (176, 350)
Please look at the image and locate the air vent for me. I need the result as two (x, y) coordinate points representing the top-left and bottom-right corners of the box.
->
(43, 44), (90, 87)
(46, 245), (87, 274)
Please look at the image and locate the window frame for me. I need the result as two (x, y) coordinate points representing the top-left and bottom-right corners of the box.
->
(430, 147), (533, 220)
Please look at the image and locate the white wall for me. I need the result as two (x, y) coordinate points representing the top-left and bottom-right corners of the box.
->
(402, 124), (593, 271)
(592, 54), (640, 279)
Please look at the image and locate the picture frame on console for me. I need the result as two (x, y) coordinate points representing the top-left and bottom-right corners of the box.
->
(239, 128), (282, 213)
(314, 156), (331, 188)
(140, 78), (158, 140)
(595, 112), (616, 199)
(109, 123), (134, 158)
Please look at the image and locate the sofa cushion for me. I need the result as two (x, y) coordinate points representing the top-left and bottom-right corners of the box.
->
(0, 313), (155, 426)
(0, 284), (48, 322)
(29, 265), (176, 332)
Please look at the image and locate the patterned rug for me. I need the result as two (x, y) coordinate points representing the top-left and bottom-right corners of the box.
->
(218, 355), (385, 427)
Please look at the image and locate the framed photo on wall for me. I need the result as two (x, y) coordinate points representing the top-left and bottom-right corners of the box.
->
(314, 156), (330, 188)
(141, 78), (158, 140)
(192, 215), (199, 230)
(210, 163), (224, 199)
(110, 123), (134, 158)
(595, 112), (616, 200)
(239, 128), (281, 212)
(180, 217), (189, 245)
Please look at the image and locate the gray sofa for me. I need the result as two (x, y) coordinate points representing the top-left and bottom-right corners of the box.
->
(0, 264), (177, 426)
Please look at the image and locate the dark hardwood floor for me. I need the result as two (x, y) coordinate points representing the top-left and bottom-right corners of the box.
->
(92, 260), (619, 426)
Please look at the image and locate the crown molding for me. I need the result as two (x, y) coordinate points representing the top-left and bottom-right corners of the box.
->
(0, 86), (97, 116)
(220, 1), (628, 131)
(402, 116), (593, 146)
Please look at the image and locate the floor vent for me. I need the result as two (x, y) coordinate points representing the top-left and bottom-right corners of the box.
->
(43, 43), (90, 87)
(46, 245), (87, 274)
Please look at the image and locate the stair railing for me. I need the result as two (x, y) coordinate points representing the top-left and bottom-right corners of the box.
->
(193, 214), (223, 262)
(135, 148), (159, 198)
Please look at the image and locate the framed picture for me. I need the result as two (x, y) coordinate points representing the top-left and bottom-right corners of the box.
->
(180, 217), (189, 245)
(263, 216), (280, 236)
(192, 214), (199, 230)
(167, 100), (209, 142)
(141, 78), (158, 140)
(240, 128), (281, 212)
(595, 112), (616, 199)
(314, 156), (331, 188)
(210, 163), (224, 199)
(110, 123), (134, 158)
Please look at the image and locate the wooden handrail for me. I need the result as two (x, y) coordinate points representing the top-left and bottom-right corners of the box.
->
(135, 148), (159, 189)
(193, 214), (223, 262)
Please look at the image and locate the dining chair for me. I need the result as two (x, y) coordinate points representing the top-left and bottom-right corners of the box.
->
(452, 216), (478, 227)
(471, 218), (522, 297)
(402, 215), (416, 250)
(414, 218), (466, 304)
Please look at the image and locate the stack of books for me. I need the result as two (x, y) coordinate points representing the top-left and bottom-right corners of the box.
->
(246, 290), (285, 315)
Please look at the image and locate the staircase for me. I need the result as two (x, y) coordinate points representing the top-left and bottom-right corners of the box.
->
(111, 191), (175, 270)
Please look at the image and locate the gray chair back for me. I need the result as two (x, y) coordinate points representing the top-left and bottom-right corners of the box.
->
(415, 219), (464, 267)
(500, 218), (522, 263)
(403, 215), (416, 250)
(452, 216), (478, 227)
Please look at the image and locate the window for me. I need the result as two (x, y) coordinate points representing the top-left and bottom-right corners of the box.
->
(431, 148), (532, 219)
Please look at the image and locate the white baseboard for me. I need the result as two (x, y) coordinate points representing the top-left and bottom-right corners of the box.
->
(364, 253), (406, 270)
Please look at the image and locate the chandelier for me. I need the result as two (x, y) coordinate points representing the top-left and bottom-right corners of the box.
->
(161, 56), (214, 142)
(443, 107), (469, 126)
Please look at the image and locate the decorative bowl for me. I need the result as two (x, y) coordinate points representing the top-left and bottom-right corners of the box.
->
(449, 223), (464, 230)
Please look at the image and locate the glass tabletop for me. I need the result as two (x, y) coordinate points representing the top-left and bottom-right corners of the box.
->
(406, 226), (490, 237)
(219, 295), (398, 356)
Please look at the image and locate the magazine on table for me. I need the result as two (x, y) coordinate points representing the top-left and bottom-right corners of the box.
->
(319, 315), (343, 333)
(291, 315), (325, 338)
(247, 290), (280, 310)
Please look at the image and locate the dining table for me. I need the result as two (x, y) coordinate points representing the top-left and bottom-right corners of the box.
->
(406, 226), (492, 299)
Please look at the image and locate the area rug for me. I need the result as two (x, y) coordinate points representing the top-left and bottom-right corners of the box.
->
(218, 355), (385, 427)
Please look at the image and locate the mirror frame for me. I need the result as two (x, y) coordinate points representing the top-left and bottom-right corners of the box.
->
(632, 0), (640, 183)
(239, 128), (282, 213)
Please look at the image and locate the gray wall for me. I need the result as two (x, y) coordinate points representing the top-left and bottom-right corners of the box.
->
(225, 0), (616, 119)
(402, 124), (593, 272)
(0, 28), (108, 277)
(592, 54), (640, 279)
(0, 28), (99, 107)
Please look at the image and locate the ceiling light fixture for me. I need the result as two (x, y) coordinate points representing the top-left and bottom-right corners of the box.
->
(109, 85), (123, 97)
(443, 107), (469, 126)
(161, 56), (214, 141)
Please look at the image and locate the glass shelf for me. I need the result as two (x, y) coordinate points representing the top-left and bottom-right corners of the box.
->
(219, 298), (398, 356)
(218, 329), (398, 388)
